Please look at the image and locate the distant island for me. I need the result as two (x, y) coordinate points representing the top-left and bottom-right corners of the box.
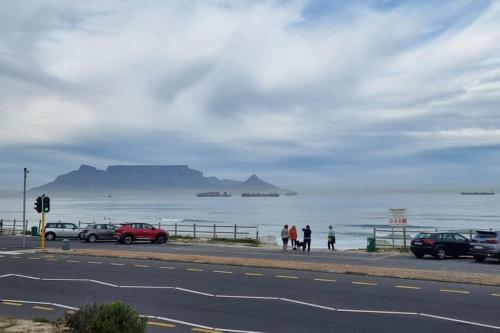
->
(30, 165), (293, 194)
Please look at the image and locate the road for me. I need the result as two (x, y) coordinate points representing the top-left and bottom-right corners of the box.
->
(0, 250), (499, 332)
(1, 235), (499, 275)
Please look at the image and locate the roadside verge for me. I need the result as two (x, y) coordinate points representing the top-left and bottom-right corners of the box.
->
(44, 249), (500, 286)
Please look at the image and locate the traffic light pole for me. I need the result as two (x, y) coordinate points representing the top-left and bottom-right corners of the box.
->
(41, 211), (45, 251)
(22, 168), (28, 248)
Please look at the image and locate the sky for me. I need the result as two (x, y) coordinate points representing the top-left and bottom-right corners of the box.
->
(1, 0), (500, 191)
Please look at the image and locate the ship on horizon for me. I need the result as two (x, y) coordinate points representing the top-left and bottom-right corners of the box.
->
(196, 191), (231, 197)
(241, 192), (280, 197)
(460, 190), (495, 195)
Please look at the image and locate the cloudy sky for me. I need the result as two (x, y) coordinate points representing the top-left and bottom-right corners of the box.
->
(1, 0), (500, 191)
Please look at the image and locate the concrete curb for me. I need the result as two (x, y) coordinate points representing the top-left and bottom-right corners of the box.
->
(43, 249), (500, 286)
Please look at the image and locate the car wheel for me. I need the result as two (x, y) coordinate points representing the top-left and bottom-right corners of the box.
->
(45, 232), (56, 241)
(123, 235), (133, 245)
(157, 235), (167, 244)
(413, 253), (424, 259)
(87, 234), (97, 243)
(474, 256), (486, 262)
(435, 247), (447, 260)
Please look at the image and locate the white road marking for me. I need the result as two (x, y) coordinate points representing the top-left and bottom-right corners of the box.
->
(175, 287), (214, 297)
(338, 309), (418, 315)
(121, 286), (174, 289)
(215, 295), (279, 300)
(280, 298), (336, 311)
(419, 313), (500, 330)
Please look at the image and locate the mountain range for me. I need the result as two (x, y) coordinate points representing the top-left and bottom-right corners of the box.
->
(30, 165), (287, 194)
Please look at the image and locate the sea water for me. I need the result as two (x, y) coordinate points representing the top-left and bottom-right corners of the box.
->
(1, 192), (499, 249)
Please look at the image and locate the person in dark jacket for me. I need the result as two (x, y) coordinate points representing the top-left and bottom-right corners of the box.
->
(302, 225), (311, 252)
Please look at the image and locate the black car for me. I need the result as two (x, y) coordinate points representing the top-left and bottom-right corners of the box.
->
(410, 232), (470, 259)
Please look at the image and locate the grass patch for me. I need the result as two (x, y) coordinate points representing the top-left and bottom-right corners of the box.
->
(33, 317), (51, 323)
(208, 238), (260, 246)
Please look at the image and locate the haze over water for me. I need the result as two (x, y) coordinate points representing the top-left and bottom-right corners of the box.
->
(1, 192), (498, 249)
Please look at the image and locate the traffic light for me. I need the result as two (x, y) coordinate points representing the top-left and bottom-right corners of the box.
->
(34, 196), (42, 213)
(42, 196), (50, 213)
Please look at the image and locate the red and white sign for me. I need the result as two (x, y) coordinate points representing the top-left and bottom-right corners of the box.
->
(389, 208), (407, 226)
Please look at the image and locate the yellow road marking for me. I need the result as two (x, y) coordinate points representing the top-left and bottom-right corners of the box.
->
(276, 275), (299, 279)
(45, 258), (58, 261)
(33, 305), (54, 311)
(492, 293), (500, 297)
(245, 273), (263, 276)
(134, 264), (149, 268)
(187, 268), (203, 272)
(440, 289), (470, 294)
(28, 257), (40, 260)
(314, 278), (336, 283)
(110, 263), (125, 266)
(396, 285), (421, 290)
(159, 266), (176, 270)
(2, 302), (22, 307)
(192, 328), (222, 333)
(87, 261), (102, 264)
(213, 270), (233, 274)
(148, 321), (176, 328)
(352, 281), (378, 286)
(66, 260), (80, 263)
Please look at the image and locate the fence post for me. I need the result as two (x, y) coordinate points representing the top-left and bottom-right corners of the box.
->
(213, 224), (216, 239)
(12, 219), (16, 235)
(403, 227), (407, 250)
(38, 220), (41, 234)
(469, 229), (473, 240)
(256, 225), (259, 241)
(234, 224), (237, 240)
(0, 219), (3, 233)
(174, 223), (177, 236)
(194, 223), (197, 238)
(78, 221), (81, 227)
(373, 227), (376, 244)
(391, 226), (394, 248)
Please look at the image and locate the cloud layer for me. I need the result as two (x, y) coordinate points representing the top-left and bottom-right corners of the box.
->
(1, 0), (500, 190)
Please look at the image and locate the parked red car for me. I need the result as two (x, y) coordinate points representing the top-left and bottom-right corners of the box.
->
(115, 223), (169, 244)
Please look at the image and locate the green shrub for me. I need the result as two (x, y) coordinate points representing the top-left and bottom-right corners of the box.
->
(33, 316), (50, 323)
(62, 301), (147, 333)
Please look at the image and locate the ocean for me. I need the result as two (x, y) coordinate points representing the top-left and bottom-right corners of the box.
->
(1, 192), (499, 249)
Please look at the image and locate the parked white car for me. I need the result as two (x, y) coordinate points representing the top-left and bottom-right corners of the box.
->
(44, 222), (81, 240)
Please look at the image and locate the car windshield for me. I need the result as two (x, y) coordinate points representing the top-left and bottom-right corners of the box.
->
(475, 231), (498, 239)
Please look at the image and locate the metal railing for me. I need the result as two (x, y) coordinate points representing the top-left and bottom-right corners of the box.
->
(0, 218), (259, 241)
(373, 227), (486, 250)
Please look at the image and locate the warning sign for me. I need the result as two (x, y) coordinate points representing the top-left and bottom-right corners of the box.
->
(389, 208), (407, 226)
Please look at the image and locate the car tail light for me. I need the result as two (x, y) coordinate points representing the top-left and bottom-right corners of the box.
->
(486, 239), (498, 244)
(423, 239), (435, 246)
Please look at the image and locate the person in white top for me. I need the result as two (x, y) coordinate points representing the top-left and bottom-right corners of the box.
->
(281, 225), (289, 251)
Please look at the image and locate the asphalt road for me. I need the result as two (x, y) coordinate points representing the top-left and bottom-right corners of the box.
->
(0, 251), (499, 332)
(2, 235), (499, 275)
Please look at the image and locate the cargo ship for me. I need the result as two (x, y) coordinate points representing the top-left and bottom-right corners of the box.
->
(196, 191), (231, 197)
(241, 192), (280, 197)
(285, 191), (298, 196)
(460, 191), (495, 195)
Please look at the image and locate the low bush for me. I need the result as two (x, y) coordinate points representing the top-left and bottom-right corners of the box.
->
(33, 316), (51, 323)
(61, 301), (147, 333)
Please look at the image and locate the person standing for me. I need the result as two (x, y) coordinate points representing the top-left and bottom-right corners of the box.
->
(289, 225), (298, 250)
(328, 225), (336, 251)
(302, 225), (312, 252)
(281, 224), (289, 251)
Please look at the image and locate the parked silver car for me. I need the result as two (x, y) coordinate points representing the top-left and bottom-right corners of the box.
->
(471, 230), (500, 262)
(44, 222), (81, 240)
(81, 224), (119, 243)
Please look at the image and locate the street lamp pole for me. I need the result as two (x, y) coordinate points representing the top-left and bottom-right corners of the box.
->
(22, 168), (29, 248)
